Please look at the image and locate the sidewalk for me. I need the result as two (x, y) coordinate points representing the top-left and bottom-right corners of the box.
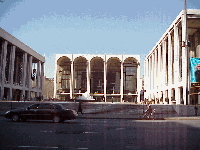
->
(77, 110), (200, 120)
(1, 101), (200, 120)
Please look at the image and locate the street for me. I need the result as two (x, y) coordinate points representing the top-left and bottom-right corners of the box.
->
(1, 117), (200, 150)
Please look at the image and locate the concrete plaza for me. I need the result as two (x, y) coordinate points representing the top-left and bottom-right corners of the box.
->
(0, 101), (200, 120)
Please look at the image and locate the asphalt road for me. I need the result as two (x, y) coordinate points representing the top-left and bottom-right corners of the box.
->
(1, 117), (200, 150)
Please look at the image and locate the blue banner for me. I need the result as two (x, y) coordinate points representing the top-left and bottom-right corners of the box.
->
(190, 57), (200, 82)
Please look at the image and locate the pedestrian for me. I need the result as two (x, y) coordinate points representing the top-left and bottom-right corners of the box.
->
(77, 102), (83, 114)
(146, 104), (152, 115)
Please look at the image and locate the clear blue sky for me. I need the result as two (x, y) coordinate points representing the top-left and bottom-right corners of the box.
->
(0, 0), (200, 78)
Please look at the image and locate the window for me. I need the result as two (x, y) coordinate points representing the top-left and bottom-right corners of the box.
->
(28, 104), (40, 109)
(38, 104), (54, 109)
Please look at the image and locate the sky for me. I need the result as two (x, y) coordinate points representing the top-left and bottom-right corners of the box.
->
(0, 0), (200, 78)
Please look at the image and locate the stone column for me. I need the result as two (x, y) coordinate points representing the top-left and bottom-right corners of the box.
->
(174, 25), (180, 104)
(40, 62), (44, 98)
(163, 40), (167, 103)
(70, 60), (73, 99)
(8, 45), (16, 100)
(54, 57), (57, 99)
(158, 44), (161, 103)
(182, 13), (188, 105)
(152, 53), (154, 100)
(168, 32), (172, 104)
(27, 56), (32, 100)
(148, 58), (151, 100)
(0, 42), (3, 84)
(1, 41), (8, 100)
(155, 49), (158, 103)
(120, 59), (123, 103)
(104, 57), (107, 102)
(146, 59), (149, 100)
(22, 53), (27, 98)
(137, 60), (141, 103)
(87, 60), (90, 93)
(36, 61), (41, 97)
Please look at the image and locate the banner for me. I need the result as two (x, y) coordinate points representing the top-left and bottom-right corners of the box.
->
(190, 57), (200, 82)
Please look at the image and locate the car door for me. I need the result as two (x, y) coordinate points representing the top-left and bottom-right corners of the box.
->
(37, 104), (54, 120)
(25, 104), (40, 120)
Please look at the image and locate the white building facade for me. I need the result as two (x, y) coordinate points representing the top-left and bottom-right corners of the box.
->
(144, 9), (200, 105)
(54, 54), (141, 102)
(0, 27), (45, 101)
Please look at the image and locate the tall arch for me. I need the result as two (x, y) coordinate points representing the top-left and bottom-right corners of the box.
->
(56, 56), (71, 100)
(123, 57), (138, 94)
(107, 57), (121, 94)
(90, 57), (104, 94)
(73, 56), (87, 93)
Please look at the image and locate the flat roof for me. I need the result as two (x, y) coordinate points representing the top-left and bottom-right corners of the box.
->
(0, 27), (45, 63)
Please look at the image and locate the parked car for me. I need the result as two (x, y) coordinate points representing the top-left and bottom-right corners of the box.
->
(4, 103), (78, 123)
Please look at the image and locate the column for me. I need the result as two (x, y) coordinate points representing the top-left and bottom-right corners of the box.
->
(137, 60), (140, 103)
(0, 42), (3, 84)
(104, 57), (107, 102)
(70, 60), (73, 99)
(9, 46), (15, 85)
(158, 44), (161, 103)
(168, 32), (172, 104)
(163, 40), (167, 103)
(86, 60), (90, 93)
(36, 61), (40, 97)
(120, 59), (123, 103)
(152, 53), (154, 100)
(27, 56), (32, 100)
(54, 57), (57, 99)
(22, 53), (27, 98)
(174, 25), (180, 104)
(155, 49), (158, 103)
(1, 41), (8, 100)
(144, 60), (147, 100)
(40, 62), (44, 98)
(148, 58), (151, 100)
(144, 57), (150, 99)
(182, 13), (188, 105)
(8, 46), (16, 100)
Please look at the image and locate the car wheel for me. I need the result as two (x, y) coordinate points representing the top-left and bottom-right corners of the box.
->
(12, 114), (19, 122)
(53, 116), (61, 123)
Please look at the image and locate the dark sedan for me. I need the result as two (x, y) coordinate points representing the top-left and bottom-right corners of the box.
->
(5, 103), (78, 123)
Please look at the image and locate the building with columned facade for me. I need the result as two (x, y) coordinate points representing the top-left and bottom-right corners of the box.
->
(144, 9), (200, 105)
(0, 27), (45, 101)
(54, 54), (141, 102)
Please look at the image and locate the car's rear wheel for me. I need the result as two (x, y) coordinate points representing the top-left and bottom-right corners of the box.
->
(53, 116), (61, 123)
(12, 114), (19, 122)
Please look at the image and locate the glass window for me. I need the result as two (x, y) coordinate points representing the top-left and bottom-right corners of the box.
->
(28, 104), (40, 109)
(38, 104), (54, 109)
(54, 104), (63, 110)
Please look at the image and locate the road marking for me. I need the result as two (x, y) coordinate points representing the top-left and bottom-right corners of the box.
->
(7, 145), (88, 149)
(40, 130), (54, 133)
(83, 131), (98, 134)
